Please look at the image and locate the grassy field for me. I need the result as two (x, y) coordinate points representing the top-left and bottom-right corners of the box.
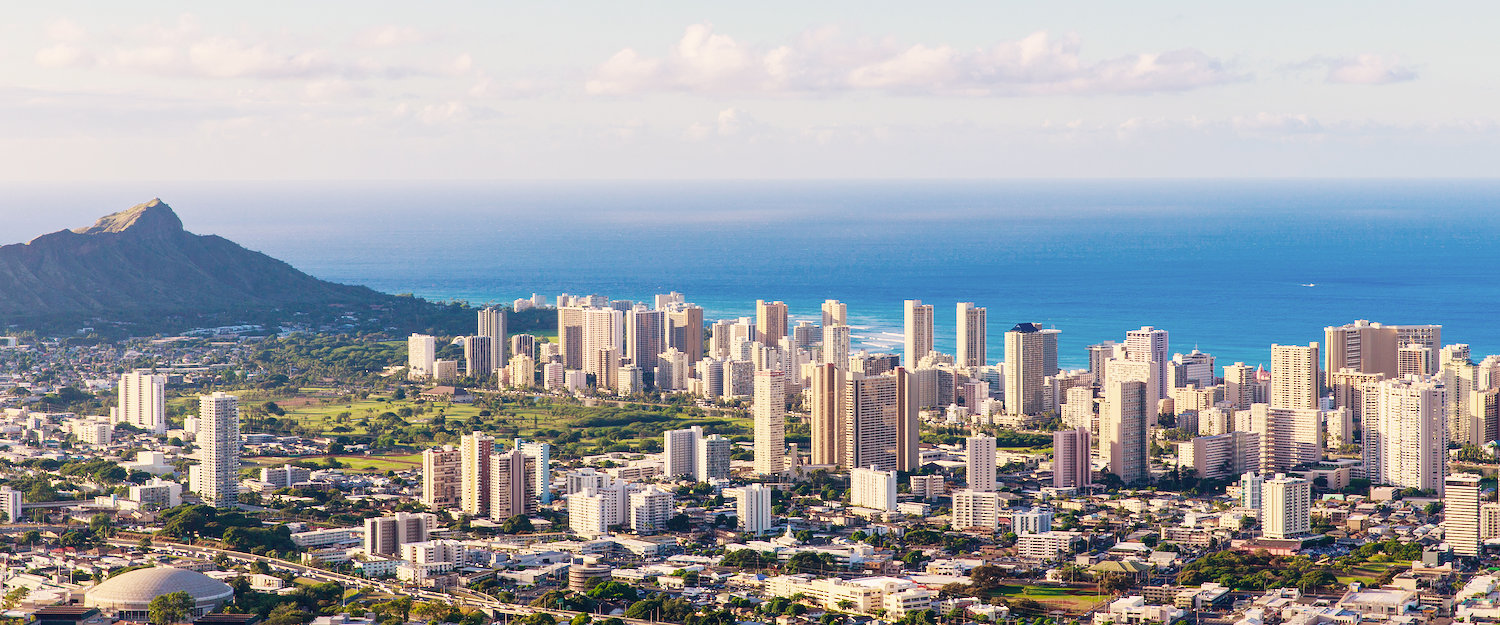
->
(1335, 562), (1402, 585)
(247, 452), (424, 474)
(989, 583), (1107, 614)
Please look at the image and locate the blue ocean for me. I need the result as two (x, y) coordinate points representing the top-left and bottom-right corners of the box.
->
(6, 180), (1498, 370)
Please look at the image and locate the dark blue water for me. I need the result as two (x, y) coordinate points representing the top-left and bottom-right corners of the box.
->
(5, 180), (1498, 369)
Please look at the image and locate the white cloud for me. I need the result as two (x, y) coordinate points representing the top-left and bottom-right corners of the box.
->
(35, 44), (92, 68)
(686, 107), (760, 140)
(1324, 54), (1417, 84)
(353, 25), (430, 48)
(588, 24), (1241, 96)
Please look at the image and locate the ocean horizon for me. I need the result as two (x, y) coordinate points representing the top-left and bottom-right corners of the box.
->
(5, 179), (1498, 371)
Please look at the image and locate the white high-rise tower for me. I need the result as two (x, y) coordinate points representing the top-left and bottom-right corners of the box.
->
(754, 370), (786, 476)
(192, 392), (240, 508)
(117, 371), (167, 435)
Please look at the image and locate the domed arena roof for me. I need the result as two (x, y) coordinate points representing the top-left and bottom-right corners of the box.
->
(84, 566), (235, 609)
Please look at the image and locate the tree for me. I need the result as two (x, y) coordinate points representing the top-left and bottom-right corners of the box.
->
(2, 587), (28, 610)
(523, 614), (557, 625)
(500, 515), (534, 534)
(148, 591), (195, 625)
(571, 614), (592, 625)
(265, 602), (309, 625)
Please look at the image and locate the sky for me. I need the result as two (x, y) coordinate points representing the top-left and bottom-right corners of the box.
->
(2, 2), (1496, 180)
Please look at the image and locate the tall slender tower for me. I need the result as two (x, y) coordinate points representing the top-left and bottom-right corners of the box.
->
(1124, 326), (1169, 401)
(957, 302), (987, 368)
(966, 435), (997, 492)
(1365, 377), (1447, 493)
(558, 306), (587, 370)
(823, 325), (851, 370)
(421, 446), (461, 509)
(626, 307), (666, 372)
(1262, 474), (1310, 540)
(809, 363), (844, 466)
(194, 392), (240, 508)
(903, 300), (934, 366)
(478, 307), (507, 371)
(1004, 323), (1049, 415)
(753, 370), (786, 476)
(117, 371), (167, 435)
(1053, 427), (1092, 488)
(1271, 343), (1320, 410)
(1446, 473), (1482, 557)
(1101, 379), (1147, 485)
(460, 432), (496, 516)
(756, 300), (788, 347)
(407, 333), (436, 380)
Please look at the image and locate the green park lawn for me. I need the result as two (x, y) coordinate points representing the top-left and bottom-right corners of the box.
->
(988, 583), (1108, 614)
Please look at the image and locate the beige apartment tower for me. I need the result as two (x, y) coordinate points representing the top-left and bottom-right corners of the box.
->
(1270, 343), (1320, 410)
(957, 302), (987, 368)
(1004, 322), (1051, 416)
(1325, 320), (1441, 380)
(903, 300), (934, 367)
(756, 300), (788, 346)
(809, 363), (845, 466)
(753, 370), (786, 476)
(821, 299), (848, 327)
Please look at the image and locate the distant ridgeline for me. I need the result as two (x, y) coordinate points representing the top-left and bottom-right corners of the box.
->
(0, 199), (552, 338)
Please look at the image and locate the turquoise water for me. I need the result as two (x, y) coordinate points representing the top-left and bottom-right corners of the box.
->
(7, 179), (1498, 369)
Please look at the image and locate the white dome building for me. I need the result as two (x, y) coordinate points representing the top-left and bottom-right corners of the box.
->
(84, 566), (235, 620)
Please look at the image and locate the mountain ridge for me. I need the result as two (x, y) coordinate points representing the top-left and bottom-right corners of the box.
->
(0, 199), (465, 336)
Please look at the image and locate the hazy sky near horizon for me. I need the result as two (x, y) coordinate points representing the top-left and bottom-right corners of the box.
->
(3, 2), (1496, 180)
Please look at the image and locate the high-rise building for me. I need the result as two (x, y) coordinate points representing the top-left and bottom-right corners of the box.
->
(1052, 427), (1091, 489)
(507, 354), (536, 388)
(966, 435), (997, 492)
(1446, 473), (1482, 557)
(663, 426), (703, 479)
(626, 307), (666, 372)
(952, 489), (1002, 530)
(821, 299), (848, 328)
(1239, 472), (1264, 510)
(408, 334), (436, 380)
(1223, 362), (1257, 410)
(628, 486), (674, 534)
(655, 347), (690, 392)
(1087, 341), (1119, 386)
(558, 306), (587, 370)
(478, 306), (507, 371)
(1271, 343), (1320, 410)
(589, 347), (620, 391)
(842, 371), (917, 472)
(696, 434), (731, 482)
(1124, 326), (1170, 401)
(515, 439), (553, 504)
(823, 325), (851, 369)
(665, 305), (704, 363)
(1328, 368), (1385, 418)
(0, 488), (22, 524)
(733, 483), (773, 534)
(809, 363), (844, 466)
(1177, 431), (1261, 480)
(1100, 379), (1148, 485)
(192, 392), (239, 508)
(511, 334), (536, 361)
(489, 448), (537, 521)
(421, 445), (461, 509)
(364, 512), (436, 557)
(756, 300), (788, 347)
(460, 432), (495, 516)
(1005, 323), (1053, 416)
(1170, 350), (1216, 388)
(957, 302), (987, 368)
(903, 300), (934, 367)
(1364, 377), (1447, 493)
(754, 370), (786, 476)
(850, 467), (897, 511)
(1262, 474), (1310, 540)
(117, 371), (167, 435)
(1325, 320), (1442, 380)
(463, 335), (494, 379)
